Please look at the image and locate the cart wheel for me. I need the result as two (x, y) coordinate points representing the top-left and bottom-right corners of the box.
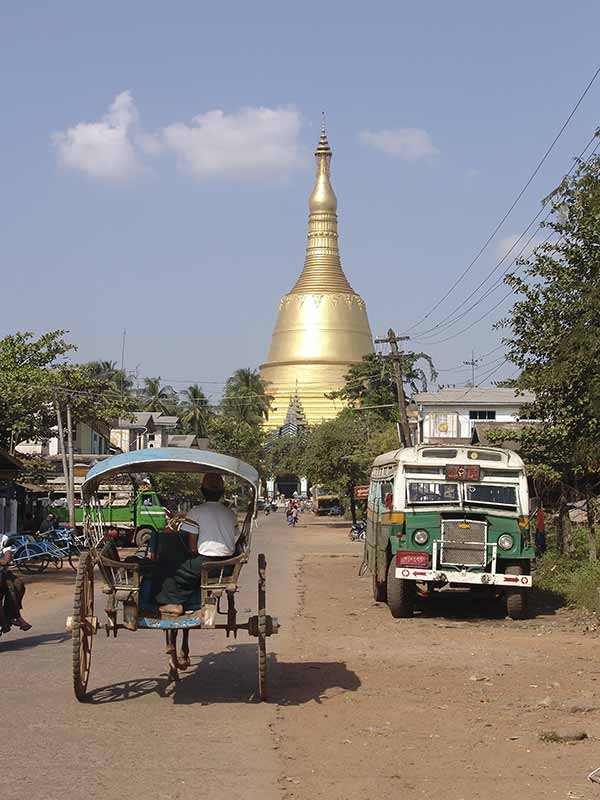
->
(72, 551), (94, 701)
(15, 546), (50, 574)
(257, 553), (267, 701)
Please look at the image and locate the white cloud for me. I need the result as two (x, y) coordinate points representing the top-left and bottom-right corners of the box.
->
(52, 91), (142, 181)
(496, 233), (545, 263)
(53, 97), (306, 183)
(150, 105), (306, 180)
(358, 127), (439, 161)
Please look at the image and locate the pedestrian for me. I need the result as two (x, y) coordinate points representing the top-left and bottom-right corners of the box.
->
(39, 513), (57, 534)
(535, 504), (547, 557)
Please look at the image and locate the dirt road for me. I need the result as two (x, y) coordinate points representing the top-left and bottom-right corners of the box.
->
(3, 515), (600, 799)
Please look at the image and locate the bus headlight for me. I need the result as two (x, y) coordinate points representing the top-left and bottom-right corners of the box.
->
(498, 534), (514, 551)
(413, 529), (429, 545)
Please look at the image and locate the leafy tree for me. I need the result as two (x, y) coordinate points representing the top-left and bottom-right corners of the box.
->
(142, 377), (177, 415)
(0, 330), (134, 453)
(263, 430), (308, 480)
(151, 472), (204, 505)
(222, 368), (273, 425)
(207, 414), (265, 470)
(179, 384), (212, 438)
(301, 411), (400, 522)
(500, 146), (600, 559)
(328, 351), (437, 422)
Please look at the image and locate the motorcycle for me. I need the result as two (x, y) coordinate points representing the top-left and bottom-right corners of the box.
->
(349, 519), (367, 542)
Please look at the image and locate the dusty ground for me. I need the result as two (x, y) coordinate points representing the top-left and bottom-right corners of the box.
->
(275, 550), (600, 800)
(3, 516), (600, 799)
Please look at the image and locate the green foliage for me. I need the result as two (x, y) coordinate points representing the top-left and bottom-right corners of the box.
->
(301, 411), (399, 500)
(535, 550), (600, 611)
(151, 471), (204, 502)
(0, 331), (134, 452)
(207, 414), (265, 470)
(328, 352), (437, 422)
(142, 377), (178, 414)
(222, 368), (273, 425)
(85, 360), (133, 395)
(179, 384), (212, 438)
(500, 146), (600, 554)
(263, 431), (308, 479)
(0, 330), (74, 450)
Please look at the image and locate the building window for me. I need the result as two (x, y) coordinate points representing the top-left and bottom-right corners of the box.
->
(469, 410), (496, 420)
(469, 410), (496, 433)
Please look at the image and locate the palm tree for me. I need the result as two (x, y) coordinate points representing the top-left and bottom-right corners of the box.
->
(180, 384), (212, 437)
(86, 359), (133, 395)
(142, 377), (177, 415)
(223, 368), (273, 425)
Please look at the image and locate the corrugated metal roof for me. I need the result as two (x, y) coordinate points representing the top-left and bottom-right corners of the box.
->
(414, 388), (534, 405)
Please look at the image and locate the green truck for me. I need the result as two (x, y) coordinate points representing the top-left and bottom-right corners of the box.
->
(53, 490), (168, 547)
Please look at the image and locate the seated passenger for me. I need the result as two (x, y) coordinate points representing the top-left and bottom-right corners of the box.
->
(156, 472), (239, 615)
(0, 534), (32, 632)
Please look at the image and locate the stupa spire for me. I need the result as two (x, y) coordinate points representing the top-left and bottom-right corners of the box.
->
(260, 116), (373, 430)
(290, 120), (354, 294)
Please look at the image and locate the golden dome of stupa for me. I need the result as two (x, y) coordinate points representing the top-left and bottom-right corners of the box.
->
(260, 118), (373, 429)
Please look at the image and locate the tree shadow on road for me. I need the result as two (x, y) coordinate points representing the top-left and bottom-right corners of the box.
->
(87, 644), (361, 706)
(0, 630), (69, 652)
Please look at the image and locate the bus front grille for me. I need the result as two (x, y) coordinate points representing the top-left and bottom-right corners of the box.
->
(440, 520), (487, 567)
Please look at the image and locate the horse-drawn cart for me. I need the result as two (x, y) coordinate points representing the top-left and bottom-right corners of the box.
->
(66, 448), (279, 701)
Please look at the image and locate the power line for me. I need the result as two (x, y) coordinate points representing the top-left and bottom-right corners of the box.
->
(411, 134), (599, 341)
(412, 136), (600, 346)
(406, 66), (600, 333)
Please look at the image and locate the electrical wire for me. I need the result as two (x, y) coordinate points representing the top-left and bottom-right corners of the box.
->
(406, 66), (600, 333)
(410, 133), (599, 340)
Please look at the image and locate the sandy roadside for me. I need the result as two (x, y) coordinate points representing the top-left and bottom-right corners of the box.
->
(275, 552), (600, 800)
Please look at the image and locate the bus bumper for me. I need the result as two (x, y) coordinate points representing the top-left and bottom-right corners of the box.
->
(394, 567), (532, 588)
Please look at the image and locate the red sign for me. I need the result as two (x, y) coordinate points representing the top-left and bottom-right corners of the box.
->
(354, 485), (369, 500)
(446, 464), (481, 481)
(396, 551), (430, 568)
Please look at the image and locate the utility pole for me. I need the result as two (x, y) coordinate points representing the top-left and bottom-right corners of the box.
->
(66, 401), (76, 529)
(54, 398), (72, 525)
(375, 328), (412, 447)
(462, 349), (481, 387)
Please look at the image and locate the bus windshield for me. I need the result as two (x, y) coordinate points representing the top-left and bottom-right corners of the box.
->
(464, 484), (517, 508)
(407, 482), (459, 504)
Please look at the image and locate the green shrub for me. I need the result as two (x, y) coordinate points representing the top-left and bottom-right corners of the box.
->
(535, 550), (600, 610)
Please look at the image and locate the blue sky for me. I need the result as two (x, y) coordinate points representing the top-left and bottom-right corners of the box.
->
(1, 1), (598, 398)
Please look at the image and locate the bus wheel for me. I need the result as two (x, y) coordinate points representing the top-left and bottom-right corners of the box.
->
(505, 565), (529, 620)
(386, 560), (415, 618)
(372, 575), (387, 602)
(134, 527), (153, 548)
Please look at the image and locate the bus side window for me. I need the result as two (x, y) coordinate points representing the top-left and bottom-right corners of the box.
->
(380, 481), (393, 510)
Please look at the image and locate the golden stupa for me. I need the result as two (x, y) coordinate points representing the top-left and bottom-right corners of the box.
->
(260, 119), (373, 429)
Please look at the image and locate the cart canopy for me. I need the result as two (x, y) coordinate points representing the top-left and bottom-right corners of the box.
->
(81, 447), (259, 501)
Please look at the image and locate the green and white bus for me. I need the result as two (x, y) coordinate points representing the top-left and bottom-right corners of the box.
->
(366, 444), (533, 620)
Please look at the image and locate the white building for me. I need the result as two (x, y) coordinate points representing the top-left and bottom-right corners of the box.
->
(413, 388), (535, 444)
(110, 412), (179, 452)
(16, 420), (112, 458)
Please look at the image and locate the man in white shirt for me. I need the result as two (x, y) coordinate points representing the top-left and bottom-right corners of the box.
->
(156, 472), (239, 615)
(0, 533), (31, 632)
